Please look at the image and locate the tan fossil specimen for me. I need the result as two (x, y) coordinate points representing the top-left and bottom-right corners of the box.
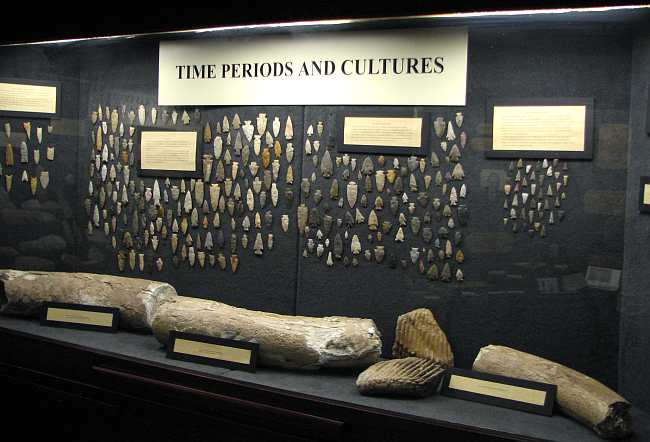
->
(392, 308), (454, 368)
(152, 296), (382, 370)
(473, 345), (631, 439)
(356, 357), (445, 397)
(0, 270), (177, 331)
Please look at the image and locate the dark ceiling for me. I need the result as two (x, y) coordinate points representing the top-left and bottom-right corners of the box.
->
(1, 1), (644, 45)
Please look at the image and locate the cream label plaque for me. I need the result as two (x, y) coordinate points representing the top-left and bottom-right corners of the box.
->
(138, 128), (201, 177)
(493, 106), (585, 151)
(173, 339), (252, 365)
(158, 28), (468, 106)
(0, 78), (60, 117)
(167, 331), (258, 372)
(448, 374), (547, 406)
(344, 117), (423, 148)
(441, 368), (556, 416)
(41, 302), (119, 333)
(338, 113), (428, 155)
(487, 98), (593, 159)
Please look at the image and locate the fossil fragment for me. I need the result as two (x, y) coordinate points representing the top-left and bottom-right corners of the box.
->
(20, 141), (28, 163)
(392, 308), (454, 368)
(446, 121), (456, 141)
(39, 171), (50, 190)
(181, 110), (190, 125)
(29, 176), (38, 195)
(272, 116), (281, 138)
(455, 112), (464, 128)
(361, 157), (374, 175)
(347, 181), (358, 208)
(0, 270), (176, 330)
(351, 235), (361, 255)
(203, 121), (212, 143)
(253, 232), (264, 256)
(284, 115), (294, 140)
(451, 163), (464, 180)
(449, 144), (461, 162)
(356, 357), (444, 398)
(261, 147), (271, 169)
(409, 174), (418, 192)
(473, 345), (631, 439)
(297, 204), (308, 235)
(152, 296), (381, 369)
(411, 216), (421, 235)
(23, 122), (31, 140)
(242, 120), (254, 142)
(4, 143), (13, 166)
(204, 232), (214, 250)
(321, 150), (333, 178)
(433, 117), (445, 138)
(137, 105), (146, 126)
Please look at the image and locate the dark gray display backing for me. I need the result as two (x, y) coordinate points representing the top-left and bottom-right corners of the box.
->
(0, 45), (82, 274)
(75, 40), (302, 315)
(297, 28), (629, 388)
(620, 31), (650, 413)
(0, 22), (643, 406)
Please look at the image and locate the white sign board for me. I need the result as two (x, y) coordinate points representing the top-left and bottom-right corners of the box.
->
(158, 28), (467, 106)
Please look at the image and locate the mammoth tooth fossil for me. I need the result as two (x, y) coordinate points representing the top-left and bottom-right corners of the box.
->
(393, 308), (454, 367)
(356, 357), (445, 397)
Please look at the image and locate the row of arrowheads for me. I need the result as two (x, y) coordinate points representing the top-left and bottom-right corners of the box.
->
(297, 113), (468, 283)
(503, 158), (569, 237)
(2, 121), (55, 196)
(91, 103), (294, 142)
(87, 104), (298, 274)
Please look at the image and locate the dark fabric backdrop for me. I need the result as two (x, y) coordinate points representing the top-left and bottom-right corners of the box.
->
(0, 21), (646, 408)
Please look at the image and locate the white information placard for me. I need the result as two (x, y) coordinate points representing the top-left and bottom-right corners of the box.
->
(140, 131), (197, 172)
(343, 117), (422, 148)
(158, 28), (467, 106)
(0, 81), (58, 116)
(493, 105), (587, 152)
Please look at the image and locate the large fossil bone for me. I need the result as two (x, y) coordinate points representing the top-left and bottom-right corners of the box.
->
(473, 345), (631, 439)
(152, 296), (382, 370)
(0, 270), (177, 331)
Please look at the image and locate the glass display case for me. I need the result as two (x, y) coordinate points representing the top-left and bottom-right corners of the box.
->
(0, 5), (649, 441)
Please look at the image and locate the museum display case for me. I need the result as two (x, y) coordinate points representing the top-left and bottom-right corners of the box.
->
(1, 4), (650, 441)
